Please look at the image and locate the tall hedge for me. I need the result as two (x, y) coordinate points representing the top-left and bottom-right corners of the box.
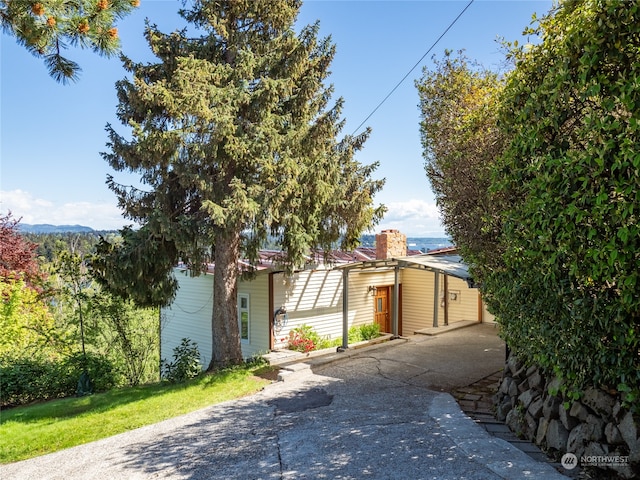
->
(488, 0), (640, 407)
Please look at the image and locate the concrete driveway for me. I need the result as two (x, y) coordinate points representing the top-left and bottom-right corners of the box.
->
(1, 324), (566, 479)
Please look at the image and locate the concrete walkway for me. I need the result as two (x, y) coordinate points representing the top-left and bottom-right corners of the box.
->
(1, 324), (569, 480)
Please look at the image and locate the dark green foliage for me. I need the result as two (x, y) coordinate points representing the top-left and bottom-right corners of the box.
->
(418, 1), (640, 411)
(99, 0), (385, 369)
(90, 226), (178, 308)
(486, 0), (640, 408)
(416, 51), (505, 275)
(0, 352), (117, 408)
(161, 338), (201, 383)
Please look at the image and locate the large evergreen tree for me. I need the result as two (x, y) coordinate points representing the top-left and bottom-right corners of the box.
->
(96, 0), (385, 369)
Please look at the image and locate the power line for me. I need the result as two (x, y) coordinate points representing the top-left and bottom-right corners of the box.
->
(351, 0), (475, 136)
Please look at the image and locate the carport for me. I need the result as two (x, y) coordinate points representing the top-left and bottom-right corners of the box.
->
(337, 254), (474, 349)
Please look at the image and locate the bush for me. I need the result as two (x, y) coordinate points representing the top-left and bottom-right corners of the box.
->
(358, 323), (380, 341)
(287, 325), (321, 353)
(0, 352), (117, 408)
(161, 338), (201, 383)
(484, 0), (640, 409)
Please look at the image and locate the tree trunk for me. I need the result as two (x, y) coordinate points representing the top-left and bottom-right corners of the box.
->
(207, 230), (244, 370)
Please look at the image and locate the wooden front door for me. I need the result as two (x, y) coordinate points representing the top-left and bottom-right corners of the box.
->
(374, 287), (390, 333)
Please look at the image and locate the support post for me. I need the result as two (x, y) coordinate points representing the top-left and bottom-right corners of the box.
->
(392, 265), (400, 338)
(433, 271), (439, 328)
(443, 274), (449, 326)
(341, 268), (349, 351)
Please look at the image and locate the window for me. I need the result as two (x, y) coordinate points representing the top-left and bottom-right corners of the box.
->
(238, 294), (250, 342)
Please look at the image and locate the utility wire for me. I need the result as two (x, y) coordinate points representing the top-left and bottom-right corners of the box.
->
(351, 0), (475, 136)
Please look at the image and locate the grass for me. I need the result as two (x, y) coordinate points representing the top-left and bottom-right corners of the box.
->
(0, 363), (276, 464)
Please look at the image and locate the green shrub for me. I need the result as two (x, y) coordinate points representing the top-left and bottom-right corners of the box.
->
(358, 323), (380, 341)
(482, 0), (640, 410)
(0, 352), (117, 407)
(161, 338), (201, 383)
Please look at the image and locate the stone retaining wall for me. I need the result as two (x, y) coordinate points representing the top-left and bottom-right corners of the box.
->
(494, 353), (639, 479)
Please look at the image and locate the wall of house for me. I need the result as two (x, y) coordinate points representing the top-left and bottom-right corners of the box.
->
(271, 267), (399, 348)
(162, 270), (214, 369)
(272, 268), (343, 348)
(445, 276), (479, 323)
(401, 268), (437, 334)
(161, 269), (271, 370)
(348, 268), (400, 325)
(238, 273), (271, 358)
(401, 269), (482, 333)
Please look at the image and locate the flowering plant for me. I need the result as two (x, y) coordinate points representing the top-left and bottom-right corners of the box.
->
(287, 325), (320, 353)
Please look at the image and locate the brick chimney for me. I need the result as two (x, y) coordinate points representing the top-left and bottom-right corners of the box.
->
(375, 229), (407, 260)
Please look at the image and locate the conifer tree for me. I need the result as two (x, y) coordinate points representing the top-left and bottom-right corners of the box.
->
(1, 0), (138, 82)
(96, 0), (385, 368)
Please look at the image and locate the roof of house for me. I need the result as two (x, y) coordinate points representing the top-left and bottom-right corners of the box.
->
(176, 245), (426, 275)
(395, 253), (470, 281)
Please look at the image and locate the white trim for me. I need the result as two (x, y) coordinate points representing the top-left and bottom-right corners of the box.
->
(238, 293), (250, 344)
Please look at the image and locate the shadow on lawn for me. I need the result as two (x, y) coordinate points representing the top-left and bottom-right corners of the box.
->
(1, 368), (270, 425)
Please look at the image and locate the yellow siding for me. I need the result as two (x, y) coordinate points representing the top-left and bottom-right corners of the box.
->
(401, 269), (481, 333)
(445, 276), (479, 323)
(401, 268), (435, 334)
(347, 269), (400, 327)
(272, 268), (397, 348)
(272, 269), (343, 348)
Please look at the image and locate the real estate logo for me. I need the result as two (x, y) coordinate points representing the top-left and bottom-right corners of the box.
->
(561, 452), (630, 470)
(561, 453), (578, 470)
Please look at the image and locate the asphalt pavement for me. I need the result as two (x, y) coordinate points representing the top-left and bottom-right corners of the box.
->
(1, 324), (568, 479)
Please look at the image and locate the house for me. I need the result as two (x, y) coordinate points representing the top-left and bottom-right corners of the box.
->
(160, 230), (495, 369)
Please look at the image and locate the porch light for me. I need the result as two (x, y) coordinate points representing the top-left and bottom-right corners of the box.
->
(368, 285), (377, 296)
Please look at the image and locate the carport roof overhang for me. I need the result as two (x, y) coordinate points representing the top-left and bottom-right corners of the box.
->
(335, 254), (472, 283)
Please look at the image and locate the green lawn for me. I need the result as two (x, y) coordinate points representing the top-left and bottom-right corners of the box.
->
(0, 364), (275, 464)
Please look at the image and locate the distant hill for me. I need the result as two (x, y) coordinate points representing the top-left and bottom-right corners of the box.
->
(18, 224), (95, 234)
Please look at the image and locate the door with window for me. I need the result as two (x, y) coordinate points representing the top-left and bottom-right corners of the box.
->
(374, 287), (390, 333)
(373, 286), (402, 334)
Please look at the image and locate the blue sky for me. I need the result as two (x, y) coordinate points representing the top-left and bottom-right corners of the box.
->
(1, 0), (552, 235)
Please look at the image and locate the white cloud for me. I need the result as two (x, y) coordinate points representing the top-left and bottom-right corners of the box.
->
(0, 190), (447, 238)
(377, 199), (447, 237)
(0, 190), (129, 231)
